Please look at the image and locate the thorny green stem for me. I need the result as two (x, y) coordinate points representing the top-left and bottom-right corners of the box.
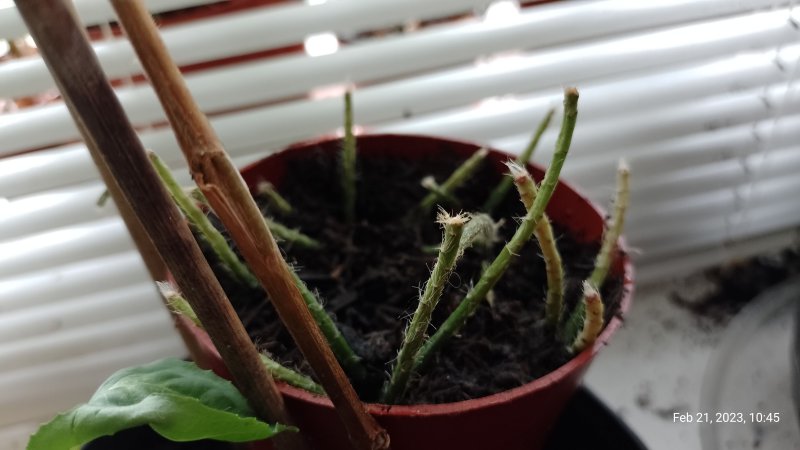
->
(414, 88), (579, 371)
(157, 281), (324, 394)
(266, 217), (323, 250)
(562, 159), (630, 344)
(257, 181), (293, 216)
(158, 281), (200, 327)
(418, 148), (489, 214)
(382, 212), (468, 403)
(340, 90), (357, 224)
(259, 354), (325, 395)
(569, 282), (604, 353)
(289, 271), (367, 382)
(508, 162), (564, 328)
(588, 159), (630, 288)
(483, 108), (555, 213)
(148, 152), (258, 288)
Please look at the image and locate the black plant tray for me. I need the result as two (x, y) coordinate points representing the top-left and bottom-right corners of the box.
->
(545, 387), (647, 449)
(85, 387), (647, 450)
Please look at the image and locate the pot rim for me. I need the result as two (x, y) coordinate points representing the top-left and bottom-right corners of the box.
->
(212, 133), (634, 417)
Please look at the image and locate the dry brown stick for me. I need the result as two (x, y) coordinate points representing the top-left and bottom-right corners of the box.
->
(13, 2), (304, 450)
(109, 2), (389, 450)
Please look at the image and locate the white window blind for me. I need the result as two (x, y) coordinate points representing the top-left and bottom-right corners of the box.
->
(1, 0), (799, 447)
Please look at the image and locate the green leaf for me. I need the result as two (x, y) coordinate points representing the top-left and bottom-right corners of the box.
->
(27, 358), (295, 450)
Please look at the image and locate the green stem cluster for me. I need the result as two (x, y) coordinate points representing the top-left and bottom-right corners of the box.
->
(151, 152), (361, 387)
(414, 88), (579, 370)
(383, 213), (468, 403)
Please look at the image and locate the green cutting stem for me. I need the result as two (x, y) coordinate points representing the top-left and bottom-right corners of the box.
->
(340, 90), (357, 223)
(257, 181), (293, 216)
(290, 271), (367, 382)
(149, 152), (257, 287)
(483, 108), (555, 213)
(418, 148), (489, 214)
(562, 159), (630, 344)
(382, 213), (467, 403)
(509, 162), (564, 328)
(157, 281), (323, 394)
(265, 217), (323, 250)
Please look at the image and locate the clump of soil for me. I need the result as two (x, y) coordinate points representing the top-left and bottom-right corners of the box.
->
(671, 246), (800, 324)
(204, 145), (624, 404)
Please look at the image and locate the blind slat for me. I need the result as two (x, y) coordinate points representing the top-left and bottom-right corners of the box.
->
(2, 5), (797, 198)
(0, 252), (148, 314)
(0, 0), (504, 98)
(0, 337), (186, 427)
(0, 218), (130, 278)
(0, 283), (158, 344)
(2, 3), (796, 155)
(0, 0), (218, 40)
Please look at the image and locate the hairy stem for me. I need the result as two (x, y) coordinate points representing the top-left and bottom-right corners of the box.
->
(257, 181), (293, 216)
(158, 281), (200, 327)
(483, 108), (555, 213)
(383, 212), (468, 403)
(266, 217), (323, 250)
(418, 148), (489, 214)
(149, 152), (257, 287)
(414, 88), (579, 370)
(563, 159), (630, 342)
(289, 271), (367, 382)
(508, 162), (564, 328)
(340, 90), (357, 223)
(569, 282), (604, 353)
(589, 159), (630, 288)
(259, 354), (325, 395)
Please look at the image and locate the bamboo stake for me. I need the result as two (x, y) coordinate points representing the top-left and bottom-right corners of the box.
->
(13, 2), (303, 450)
(109, 2), (388, 449)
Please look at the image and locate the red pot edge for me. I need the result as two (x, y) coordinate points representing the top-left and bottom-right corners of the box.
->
(186, 132), (635, 417)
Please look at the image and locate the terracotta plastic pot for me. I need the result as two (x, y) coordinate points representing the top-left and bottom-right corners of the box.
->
(177, 134), (634, 450)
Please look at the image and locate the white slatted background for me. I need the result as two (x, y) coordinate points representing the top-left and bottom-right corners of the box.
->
(1, 0), (799, 447)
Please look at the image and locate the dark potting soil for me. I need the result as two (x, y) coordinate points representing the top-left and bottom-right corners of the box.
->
(203, 146), (624, 404)
(671, 246), (800, 325)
